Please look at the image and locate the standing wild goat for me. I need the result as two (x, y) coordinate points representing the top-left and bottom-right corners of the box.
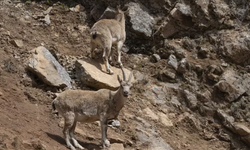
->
(52, 68), (133, 150)
(90, 6), (127, 74)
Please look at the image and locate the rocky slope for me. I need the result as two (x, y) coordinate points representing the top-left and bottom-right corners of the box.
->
(0, 0), (250, 150)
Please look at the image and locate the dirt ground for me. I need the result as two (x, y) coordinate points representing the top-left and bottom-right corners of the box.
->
(0, 1), (245, 150)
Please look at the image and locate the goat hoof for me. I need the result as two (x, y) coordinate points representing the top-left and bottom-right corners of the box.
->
(67, 145), (76, 150)
(107, 70), (114, 75)
(102, 139), (110, 148)
(77, 145), (85, 150)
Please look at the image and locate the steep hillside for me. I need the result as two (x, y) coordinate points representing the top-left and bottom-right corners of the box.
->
(0, 0), (250, 150)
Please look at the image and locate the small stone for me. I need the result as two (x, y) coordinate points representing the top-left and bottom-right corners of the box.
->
(217, 109), (235, 132)
(70, 4), (84, 12)
(108, 120), (121, 127)
(168, 54), (178, 70)
(44, 14), (51, 25)
(207, 73), (219, 81)
(195, 65), (203, 72)
(183, 90), (197, 110)
(151, 54), (161, 63)
(158, 112), (173, 127)
(142, 107), (159, 121)
(198, 47), (210, 58)
(177, 58), (187, 73)
(109, 143), (124, 150)
(171, 96), (181, 107)
(43, 7), (53, 15)
(233, 123), (250, 136)
(10, 39), (23, 48)
(197, 89), (212, 102)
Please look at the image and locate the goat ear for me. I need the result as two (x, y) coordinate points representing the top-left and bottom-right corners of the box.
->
(117, 75), (122, 83)
(127, 71), (133, 83)
(116, 5), (120, 11)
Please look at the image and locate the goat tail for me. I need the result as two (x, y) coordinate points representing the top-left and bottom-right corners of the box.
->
(90, 31), (100, 39)
(52, 100), (56, 111)
(52, 99), (59, 116)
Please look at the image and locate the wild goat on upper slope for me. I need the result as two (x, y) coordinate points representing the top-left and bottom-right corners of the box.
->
(90, 6), (127, 74)
(52, 67), (133, 150)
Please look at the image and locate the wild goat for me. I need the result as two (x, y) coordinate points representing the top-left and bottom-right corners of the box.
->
(52, 68), (133, 150)
(90, 6), (127, 74)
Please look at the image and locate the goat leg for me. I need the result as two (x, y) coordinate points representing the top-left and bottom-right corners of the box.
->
(100, 113), (110, 148)
(103, 48), (113, 74)
(63, 113), (77, 150)
(90, 42), (96, 59)
(70, 121), (85, 149)
(117, 41), (123, 67)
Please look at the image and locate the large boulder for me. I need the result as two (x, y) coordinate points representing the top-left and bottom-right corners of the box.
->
(75, 58), (134, 90)
(216, 30), (250, 65)
(126, 2), (155, 38)
(27, 46), (72, 89)
(162, 3), (193, 38)
(162, 0), (249, 38)
(216, 69), (250, 102)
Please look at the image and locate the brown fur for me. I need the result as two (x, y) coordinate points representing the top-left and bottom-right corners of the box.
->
(90, 6), (126, 74)
(52, 68), (133, 150)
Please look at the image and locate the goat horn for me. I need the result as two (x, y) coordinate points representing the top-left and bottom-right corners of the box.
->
(121, 67), (126, 81)
(128, 71), (133, 82)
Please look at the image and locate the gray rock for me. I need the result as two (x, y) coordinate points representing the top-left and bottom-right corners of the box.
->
(217, 30), (250, 65)
(10, 39), (23, 48)
(42, 14), (50, 25)
(142, 107), (159, 121)
(234, 123), (250, 136)
(22, 140), (47, 150)
(143, 84), (167, 105)
(207, 73), (219, 82)
(126, 2), (155, 37)
(133, 71), (145, 81)
(216, 69), (250, 102)
(177, 58), (187, 73)
(168, 54), (178, 70)
(75, 59), (134, 90)
(135, 117), (152, 128)
(175, 48), (187, 59)
(176, 113), (202, 131)
(27, 46), (72, 88)
(90, 4), (106, 21)
(242, 135), (250, 147)
(43, 6), (53, 15)
(183, 90), (197, 109)
(198, 47), (210, 58)
(158, 112), (173, 127)
(69, 4), (84, 12)
(151, 54), (161, 63)
(136, 124), (173, 150)
(162, 21), (179, 38)
(108, 120), (121, 127)
(197, 89), (211, 103)
(157, 68), (176, 82)
(217, 109), (235, 133)
(162, 3), (193, 38)
(170, 96), (181, 107)
(99, 6), (116, 20)
(195, 65), (203, 72)
(109, 143), (124, 150)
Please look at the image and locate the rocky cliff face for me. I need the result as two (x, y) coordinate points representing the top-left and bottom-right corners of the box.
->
(82, 0), (250, 148)
(0, 0), (250, 149)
